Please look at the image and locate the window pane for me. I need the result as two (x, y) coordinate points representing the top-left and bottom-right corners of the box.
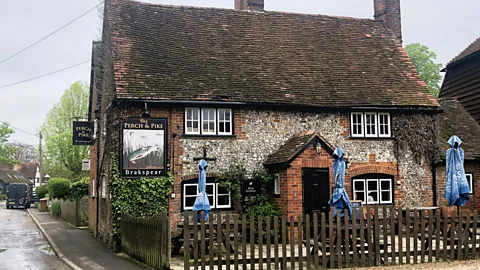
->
(380, 180), (390, 190)
(219, 122), (225, 133)
(225, 110), (231, 121)
(354, 181), (364, 191)
(368, 191), (378, 202)
(219, 111), (225, 121)
(203, 122), (209, 131)
(185, 197), (196, 208)
(193, 121), (198, 130)
(206, 195), (214, 206)
(206, 185), (214, 194)
(186, 109), (192, 120)
(367, 181), (378, 190)
(217, 195), (230, 206)
(193, 109), (199, 120)
(355, 191), (365, 202)
(185, 185), (197, 195)
(381, 191), (391, 202)
(218, 185), (228, 195)
(225, 123), (231, 133)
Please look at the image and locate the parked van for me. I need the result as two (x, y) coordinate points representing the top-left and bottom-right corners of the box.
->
(6, 183), (31, 209)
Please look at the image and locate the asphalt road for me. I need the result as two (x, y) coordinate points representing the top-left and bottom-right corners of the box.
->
(0, 201), (71, 270)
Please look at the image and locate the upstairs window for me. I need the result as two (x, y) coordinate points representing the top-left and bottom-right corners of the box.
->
(185, 108), (232, 136)
(350, 112), (391, 138)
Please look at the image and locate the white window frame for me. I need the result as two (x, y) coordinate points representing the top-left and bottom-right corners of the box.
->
(366, 179), (379, 204)
(378, 113), (391, 138)
(183, 183), (226, 210)
(379, 179), (393, 204)
(101, 177), (106, 199)
(353, 177), (393, 205)
(185, 108), (201, 135)
(466, 173), (474, 194)
(216, 183), (231, 209)
(364, 112), (378, 138)
(353, 179), (365, 202)
(217, 109), (233, 135)
(274, 174), (280, 195)
(350, 112), (364, 137)
(201, 108), (216, 135)
(92, 178), (96, 198)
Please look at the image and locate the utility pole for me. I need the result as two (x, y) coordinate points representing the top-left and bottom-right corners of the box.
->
(39, 132), (43, 186)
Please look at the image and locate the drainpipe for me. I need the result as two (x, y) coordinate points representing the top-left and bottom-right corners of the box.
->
(432, 163), (437, 206)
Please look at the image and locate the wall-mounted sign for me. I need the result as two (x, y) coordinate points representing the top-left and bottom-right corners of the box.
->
(243, 179), (261, 197)
(121, 118), (167, 177)
(82, 159), (90, 171)
(73, 121), (94, 145)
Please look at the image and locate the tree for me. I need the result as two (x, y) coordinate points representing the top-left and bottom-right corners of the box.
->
(0, 123), (18, 165)
(405, 43), (443, 97)
(41, 81), (90, 180)
(9, 142), (38, 163)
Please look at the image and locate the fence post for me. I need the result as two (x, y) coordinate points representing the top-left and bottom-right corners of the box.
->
(184, 212), (190, 270)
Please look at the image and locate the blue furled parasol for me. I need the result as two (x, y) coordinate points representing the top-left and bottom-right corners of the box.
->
(193, 159), (211, 221)
(328, 147), (352, 218)
(444, 136), (470, 208)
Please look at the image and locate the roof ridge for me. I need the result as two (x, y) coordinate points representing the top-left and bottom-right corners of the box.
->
(122, 0), (378, 22)
(448, 36), (480, 65)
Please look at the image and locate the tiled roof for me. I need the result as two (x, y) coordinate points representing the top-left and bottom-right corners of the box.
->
(437, 98), (480, 160)
(17, 163), (38, 179)
(105, 0), (438, 108)
(0, 169), (32, 185)
(264, 131), (335, 166)
(448, 37), (480, 65)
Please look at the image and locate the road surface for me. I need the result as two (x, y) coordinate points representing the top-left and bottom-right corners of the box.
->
(0, 201), (71, 270)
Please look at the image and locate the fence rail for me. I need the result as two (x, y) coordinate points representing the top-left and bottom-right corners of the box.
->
(121, 212), (170, 270)
(179, 206), (480, 269)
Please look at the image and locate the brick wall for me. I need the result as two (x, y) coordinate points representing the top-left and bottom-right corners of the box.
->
(436, 161), (480, 211)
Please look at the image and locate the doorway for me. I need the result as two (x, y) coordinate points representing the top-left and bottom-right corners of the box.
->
(302, 168), (330, 216)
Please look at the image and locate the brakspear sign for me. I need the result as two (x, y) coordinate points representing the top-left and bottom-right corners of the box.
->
(72, 121), (94, 145)
(120, 118), (167, 177)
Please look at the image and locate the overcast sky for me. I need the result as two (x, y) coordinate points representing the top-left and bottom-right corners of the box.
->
(1, 0), (479, 145)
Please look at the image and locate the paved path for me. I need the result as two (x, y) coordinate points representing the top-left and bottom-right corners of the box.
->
(0, 201), (70, 270)
(28, 206), (145, 270)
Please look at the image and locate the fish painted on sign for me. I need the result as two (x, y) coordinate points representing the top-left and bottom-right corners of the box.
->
(128, 145), (160, 164)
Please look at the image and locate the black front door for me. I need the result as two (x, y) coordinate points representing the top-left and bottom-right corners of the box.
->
(302, 168), (330, 216)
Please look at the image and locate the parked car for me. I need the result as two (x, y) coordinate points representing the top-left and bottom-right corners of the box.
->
(6, 183), (31, 209)
(30, 191), (38, 204)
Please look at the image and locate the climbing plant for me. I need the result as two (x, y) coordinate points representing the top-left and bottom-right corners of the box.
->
(110, 157), (173, 244)
(216, 161), (247, 211)
(392, 113), (441, 166)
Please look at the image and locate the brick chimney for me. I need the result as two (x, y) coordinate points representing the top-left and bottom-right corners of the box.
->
(235, 0), (264, 12)
(374, 0), (402, 43)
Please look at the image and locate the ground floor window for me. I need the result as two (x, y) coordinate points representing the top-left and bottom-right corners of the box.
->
(352, 174), (393, 204)
(466, 173), (474, 194)
(182, 178), (231, 210)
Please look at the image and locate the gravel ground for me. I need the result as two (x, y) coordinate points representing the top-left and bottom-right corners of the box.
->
(352, 260), (480, 270)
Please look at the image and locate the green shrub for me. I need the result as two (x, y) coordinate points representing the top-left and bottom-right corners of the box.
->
(65, 181), (89, 201)
(0, 194), (6, 201)
(35, 185), (48, 199)
(48, 178), (71, 200)
(52, 202), (61, 216)
(244, 195), (281, 218)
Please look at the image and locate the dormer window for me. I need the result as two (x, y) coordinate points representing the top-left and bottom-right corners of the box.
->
(185, 108), (233, 136)
(351, 112), (391, 138)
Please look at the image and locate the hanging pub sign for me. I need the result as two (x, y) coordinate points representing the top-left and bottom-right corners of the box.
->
(121, 118), (167, 177)
(72, 121), (94, 145)
(242, 179), (261, 197)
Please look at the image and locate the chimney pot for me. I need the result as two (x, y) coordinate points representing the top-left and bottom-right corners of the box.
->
(374, 0), (402, 44)
(235, 0), (264, 12)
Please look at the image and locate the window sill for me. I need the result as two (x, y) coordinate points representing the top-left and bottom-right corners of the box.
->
(349, 136), (394, 140)
(181, 134), (237, 139)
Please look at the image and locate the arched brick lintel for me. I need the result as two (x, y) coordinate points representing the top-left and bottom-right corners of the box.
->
(346, 163), (398, 179)
(180, 172), (219, 181)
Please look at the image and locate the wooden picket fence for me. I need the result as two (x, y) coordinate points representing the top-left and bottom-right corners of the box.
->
(121, 212), (171, 270)
(181, 206), (480, 269)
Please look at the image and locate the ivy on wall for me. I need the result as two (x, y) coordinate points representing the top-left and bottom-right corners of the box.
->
(110, 157), (173, 244)
(392, 114), (441, 165)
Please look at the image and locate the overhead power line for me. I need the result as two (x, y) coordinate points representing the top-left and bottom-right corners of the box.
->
(0, 2), (103, 65)
(0, 121), (39, 137)
(0, 60), (91, 89)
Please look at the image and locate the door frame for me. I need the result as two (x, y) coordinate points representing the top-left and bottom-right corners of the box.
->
(302, 168), (330, 216)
